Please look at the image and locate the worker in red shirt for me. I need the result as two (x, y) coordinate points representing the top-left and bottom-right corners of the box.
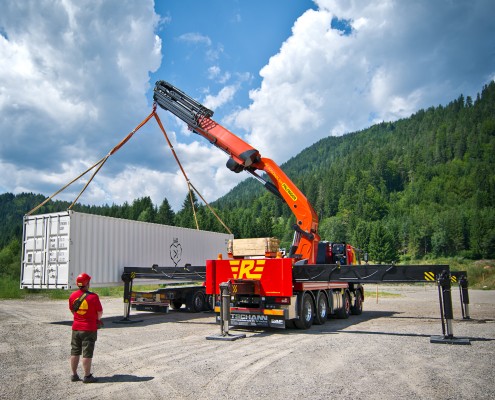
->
(68, 273), (103, 383)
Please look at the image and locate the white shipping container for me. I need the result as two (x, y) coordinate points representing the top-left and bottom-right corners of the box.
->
(21, 211), (233, 289)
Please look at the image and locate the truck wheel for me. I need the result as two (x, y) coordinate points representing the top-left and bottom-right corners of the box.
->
(336, 291), (351, 319)
(350, 290), (363, 315)
(294, 292), (314, 329)
(170, 300), (183, 310)
(186, 290), (205, 313)
(314, 291), (328, 325)
(203, 294), (214, 311)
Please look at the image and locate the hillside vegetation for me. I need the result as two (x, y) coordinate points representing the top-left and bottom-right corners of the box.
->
(213, 82), (495, 263)
(1, 82), (494, 295)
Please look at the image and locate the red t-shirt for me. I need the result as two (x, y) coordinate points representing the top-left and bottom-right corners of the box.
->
(69, 289), (103, 331)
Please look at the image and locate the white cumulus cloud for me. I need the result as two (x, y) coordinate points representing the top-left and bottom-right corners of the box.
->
(0, 0), (164, 205)
(232, 0), (495, 163)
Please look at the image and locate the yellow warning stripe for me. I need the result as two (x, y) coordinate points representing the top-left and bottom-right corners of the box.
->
(451, 276), (458, 283)
(424, 271), (436, 281)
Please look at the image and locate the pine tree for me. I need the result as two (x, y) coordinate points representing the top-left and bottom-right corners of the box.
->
(368, 222), (399, 264)
(175, 191), (200, 229)
(156, 198), (175, 226)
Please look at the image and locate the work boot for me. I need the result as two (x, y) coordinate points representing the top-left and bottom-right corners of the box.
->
(71, 374), (81, 382)
(83, 374), (98, 383)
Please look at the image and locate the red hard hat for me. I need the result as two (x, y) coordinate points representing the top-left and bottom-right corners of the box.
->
(76, 273), (91, 287)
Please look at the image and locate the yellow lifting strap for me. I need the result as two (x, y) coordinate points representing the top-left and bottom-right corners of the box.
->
(26, 107), (156, 216)
(26, 107), (233, 235)
(153, 111), (232, 235)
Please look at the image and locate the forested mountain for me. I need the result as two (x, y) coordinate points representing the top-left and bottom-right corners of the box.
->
(212, 81), (495, 260)
(1, 82), (494, 262)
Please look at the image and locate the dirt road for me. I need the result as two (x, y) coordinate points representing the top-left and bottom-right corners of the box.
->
(0, 285), (494, 400)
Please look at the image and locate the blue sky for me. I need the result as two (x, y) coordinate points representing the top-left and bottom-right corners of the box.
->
(0, 0), (494, 211)
(153, 0), (316, 111)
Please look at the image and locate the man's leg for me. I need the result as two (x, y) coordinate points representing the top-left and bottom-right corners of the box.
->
(81, 331), (97, 382)
(70, 331), (82, 378)
(82, 357), (92, 377)
(70, 355), (80, 375)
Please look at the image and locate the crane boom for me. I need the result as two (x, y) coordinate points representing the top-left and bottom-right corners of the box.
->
(153, 80), (320, 264)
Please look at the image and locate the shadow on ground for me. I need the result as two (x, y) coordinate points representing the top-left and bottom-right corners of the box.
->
(95, 374), (154, 383)
(48, 310), (215, 329)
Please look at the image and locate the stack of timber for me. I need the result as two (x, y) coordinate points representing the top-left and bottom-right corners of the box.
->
(228, 237), (280, 258)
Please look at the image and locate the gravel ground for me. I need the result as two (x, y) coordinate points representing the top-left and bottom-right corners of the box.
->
(0, 285), (494, 400)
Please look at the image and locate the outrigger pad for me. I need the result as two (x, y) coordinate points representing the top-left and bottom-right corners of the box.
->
(430, 335), (471, 345)
(206, 333), (246, 341)
(112, 318), (144, 324)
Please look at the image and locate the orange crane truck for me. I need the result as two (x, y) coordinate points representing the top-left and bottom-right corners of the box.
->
(149, 80), (469, 341)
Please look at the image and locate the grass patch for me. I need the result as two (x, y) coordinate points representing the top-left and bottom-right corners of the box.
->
(364, 290), (402, 298)
(0, 276), (23, 299)
(0, 280), (197, 300)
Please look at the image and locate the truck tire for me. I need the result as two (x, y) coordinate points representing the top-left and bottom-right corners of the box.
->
(186, 290), (205, 313)
(314, 291), (328, 325)
(203, 294), (214, 311)
(335, 290), (351, 319)
(350, 290), (363, 315)
(170, 300), (183, 310)
(294, 292), (314, 329)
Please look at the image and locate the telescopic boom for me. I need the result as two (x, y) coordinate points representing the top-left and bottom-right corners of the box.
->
(153, 80), (320, 264)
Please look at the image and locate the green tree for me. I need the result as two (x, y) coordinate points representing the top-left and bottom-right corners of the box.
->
(0, 238), (21, 279)
(253, 208), (273, 238)
(351, 220), (371, 253)
(175, 191), (200, 229)
(156, 198), (175, 226)
(468, 209), (495, 258)
(368, 222), (398, 264)
(319, 216), (348, 243)
(131, 197), (156, 222)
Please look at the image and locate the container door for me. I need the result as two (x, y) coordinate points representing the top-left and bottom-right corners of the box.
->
(21, 213), (71, 289)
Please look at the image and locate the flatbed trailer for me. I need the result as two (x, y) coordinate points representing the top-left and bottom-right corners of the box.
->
(121, 265), (211, 317)
(130, 284), (211, 313)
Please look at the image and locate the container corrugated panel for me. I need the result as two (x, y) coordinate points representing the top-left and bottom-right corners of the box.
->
(21, 211), (233, 289)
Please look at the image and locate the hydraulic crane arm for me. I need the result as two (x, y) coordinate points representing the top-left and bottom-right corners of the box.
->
(153, 80), (320, 264)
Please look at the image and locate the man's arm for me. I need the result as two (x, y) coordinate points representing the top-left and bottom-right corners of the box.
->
(69, 296), (75, 315)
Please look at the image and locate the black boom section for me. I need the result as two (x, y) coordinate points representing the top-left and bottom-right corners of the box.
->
(122, 265), (207, 281)
(153, 80), (213, 130)
(292, 264), (451, 284)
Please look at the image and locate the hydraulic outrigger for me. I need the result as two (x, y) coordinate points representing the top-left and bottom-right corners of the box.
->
(119, 263), (471, 343)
